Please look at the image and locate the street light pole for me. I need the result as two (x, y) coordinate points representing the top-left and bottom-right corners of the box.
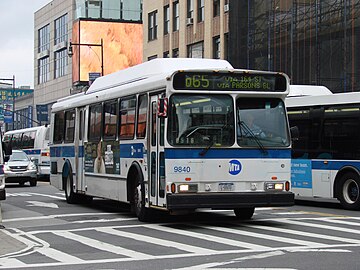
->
(68, 39), (104, 76)
(0, 76), (15, 131)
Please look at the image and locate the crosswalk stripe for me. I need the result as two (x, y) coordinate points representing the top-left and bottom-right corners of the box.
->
(277, 219), (360, 236)
(245, 223), (360, 244)
(37, 248), (84, 263)
(96, 227), (214, 254)
(146, 224), (269, 251)
(318, 218), (360, 227)
(203, 225), (328, 248)
(0, 258), (27, 268)
(52, 231), (153, 259)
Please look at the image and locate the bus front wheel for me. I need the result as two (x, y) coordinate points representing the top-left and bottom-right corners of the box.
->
(133, 178), (151, 222)
(234, 207), (255, 220)
(65, 172), (80, 204)
(339, 172), (360, 210)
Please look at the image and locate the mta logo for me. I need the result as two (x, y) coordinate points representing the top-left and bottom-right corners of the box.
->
(229, 160), (242, 175)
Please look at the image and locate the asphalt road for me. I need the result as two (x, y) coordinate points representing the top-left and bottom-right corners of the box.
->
(1, 182), (360, 270)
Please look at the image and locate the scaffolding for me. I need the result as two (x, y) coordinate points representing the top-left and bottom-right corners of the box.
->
(247, 0), (360, 92)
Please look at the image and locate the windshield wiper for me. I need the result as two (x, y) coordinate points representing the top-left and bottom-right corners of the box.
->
(199, 138), (215, 156)
(239, 121), (268, 155)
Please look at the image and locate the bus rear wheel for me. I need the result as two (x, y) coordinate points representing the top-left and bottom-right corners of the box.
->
(234, 207), (255, 220)
(339, 172), (360, 210)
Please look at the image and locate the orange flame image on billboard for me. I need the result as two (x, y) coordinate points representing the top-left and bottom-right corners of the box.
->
(72, 20), (143, 83)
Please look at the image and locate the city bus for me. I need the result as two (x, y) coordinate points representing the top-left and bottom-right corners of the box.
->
(3, 125), (51, 181)
(49, 58), (294, 221)
(286, 86), (360, 210)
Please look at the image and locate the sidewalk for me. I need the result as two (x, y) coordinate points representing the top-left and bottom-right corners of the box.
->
(0, 204), (27, 257)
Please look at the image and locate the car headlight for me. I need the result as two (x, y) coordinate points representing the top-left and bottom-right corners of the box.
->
(27, 163), (37, 170)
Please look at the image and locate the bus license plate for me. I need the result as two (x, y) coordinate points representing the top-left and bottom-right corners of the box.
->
(219, 182), (234, 191)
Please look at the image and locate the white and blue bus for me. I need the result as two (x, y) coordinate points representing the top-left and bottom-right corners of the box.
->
(287, 86), (360, 210)
(3, 125), (50, 181)
(49, 58), (294, 221)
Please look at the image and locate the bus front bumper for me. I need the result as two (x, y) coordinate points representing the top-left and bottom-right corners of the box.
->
(166, 191), (294, 210)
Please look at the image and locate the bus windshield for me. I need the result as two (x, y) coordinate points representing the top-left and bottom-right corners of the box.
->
(237, 98), (290, 147)
(168, 94), (234, 146)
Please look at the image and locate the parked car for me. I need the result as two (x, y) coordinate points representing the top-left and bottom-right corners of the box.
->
(4, 150), (38, 187)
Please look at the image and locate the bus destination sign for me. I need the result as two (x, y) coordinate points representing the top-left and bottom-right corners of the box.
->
(173, 72), (287, 92)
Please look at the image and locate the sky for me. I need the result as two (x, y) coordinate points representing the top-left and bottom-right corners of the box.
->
(0, 0), (51, 89)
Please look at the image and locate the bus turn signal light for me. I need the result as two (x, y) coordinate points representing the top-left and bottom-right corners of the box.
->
(285, 181), (290, 191)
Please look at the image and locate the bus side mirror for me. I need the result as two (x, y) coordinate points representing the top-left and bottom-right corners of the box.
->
(158, 98), (168, 118)
(290, 126), (299, 141)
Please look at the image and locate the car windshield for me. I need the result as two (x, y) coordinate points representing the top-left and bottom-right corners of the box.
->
(167, 94), (234, 146)
(10, 152), (29, 161)
(237, 98), (290, 147)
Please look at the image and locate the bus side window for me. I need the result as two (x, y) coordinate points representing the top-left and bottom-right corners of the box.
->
(119, 97), (136, 140)
(54, 111), (65, 143)
(88, 104), (102, 142)
(64, 110), (76, 143)
(103, 100), (117, 140)
(137, 94), (148, 139)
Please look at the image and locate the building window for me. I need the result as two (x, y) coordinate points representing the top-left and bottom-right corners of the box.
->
(163, 51), (170, 58)
(172, 48), (179, 58)
(213, 0), (220, 17)
(55, 49), (68, 78)
(224, 33), (229, 60)
(38, 57), (50, 84)
(148, 55), (157, 61)
(102, 0), (121, 19)
(54, 14), (68, 45)
(188, 42), (204, 58)
(85, 0), (102, 18)
(38, 24), (50, 52)
(164, 5), (170, 35)
(121, 0), (142, 21)
(187, 0), (194, 19)
(173, 1), (179, 31)
(198, 0), (204, 22)
(148, 10), (157, 41)
(213, 36), (220, 59)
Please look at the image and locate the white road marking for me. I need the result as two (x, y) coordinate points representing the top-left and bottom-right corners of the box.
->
(37, 248), (84, 263)
(146, 224), (269, 251)
(52, 231), (154, 259)
(26, 201), (59, 209)
(203, 225), (328, 248)
(96, 227), (215, 254)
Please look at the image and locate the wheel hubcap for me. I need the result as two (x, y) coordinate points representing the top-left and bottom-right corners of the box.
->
(343, 179), (359, 204)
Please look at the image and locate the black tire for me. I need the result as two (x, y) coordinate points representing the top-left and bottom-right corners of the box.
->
(234, 207), (255, 220)
(338, 172), (360, 210)
(133, 176), (151, 222)
(19, 181), (25, 187)
(30, 180), (37, 187)
(64, 171), (81, 204)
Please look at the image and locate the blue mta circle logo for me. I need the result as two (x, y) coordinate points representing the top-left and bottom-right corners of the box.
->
(229, 160), (242, 175)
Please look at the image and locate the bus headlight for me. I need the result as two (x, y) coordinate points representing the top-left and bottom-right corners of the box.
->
(265, 182), (284, 191)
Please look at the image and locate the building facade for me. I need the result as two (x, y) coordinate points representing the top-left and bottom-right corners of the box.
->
(34, 0), (143, 125)
(143, 0), (360, 93)
(143, 0), (229, 61)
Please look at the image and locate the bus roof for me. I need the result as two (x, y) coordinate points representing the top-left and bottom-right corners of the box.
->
(288, 85), (332, 97)
(286, 91), (360, 108)
(86, 58), (234, 95)
(4, 125), (49, 136)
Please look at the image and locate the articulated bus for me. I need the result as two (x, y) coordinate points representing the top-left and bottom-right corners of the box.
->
(287, 86), (360, 210)
(50, 58), (294, 221)
(3, 125), (51, 181)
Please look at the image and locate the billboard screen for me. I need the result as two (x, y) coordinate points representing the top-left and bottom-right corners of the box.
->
(72, 20), (143, 83)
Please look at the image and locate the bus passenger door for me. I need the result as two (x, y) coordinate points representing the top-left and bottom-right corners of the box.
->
(149, 94), (166, 208)
(75, 107), (85, 191)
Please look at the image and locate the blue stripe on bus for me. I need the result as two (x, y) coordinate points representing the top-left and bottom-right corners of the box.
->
(119, 143), (144, 158)
(23, 149), (41, 155)
(165, 149), (291, 159)
(50, 146), (78, 157)
(312, 160), (360, 171)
